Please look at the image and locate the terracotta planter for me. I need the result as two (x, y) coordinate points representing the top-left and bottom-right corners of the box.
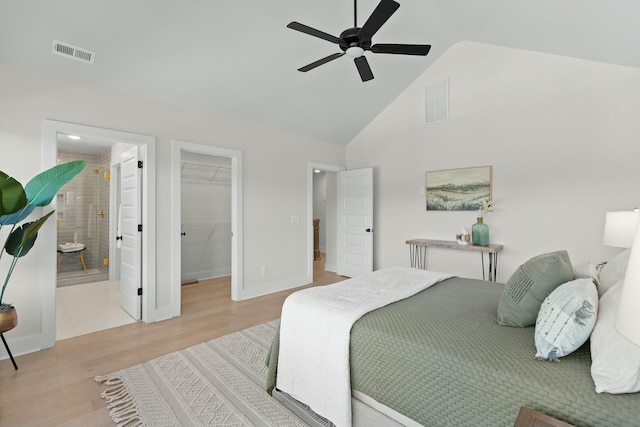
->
(0, 306), (18, 333)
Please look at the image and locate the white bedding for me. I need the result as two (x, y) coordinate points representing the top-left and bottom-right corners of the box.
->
(276, 267), (452, 427)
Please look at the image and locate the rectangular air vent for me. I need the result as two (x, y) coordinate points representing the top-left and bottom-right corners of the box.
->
(52, 40), (95, 64)
(425, 79), (449, 124)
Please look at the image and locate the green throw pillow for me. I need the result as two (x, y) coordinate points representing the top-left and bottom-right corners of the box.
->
(497, 250), (574, 327)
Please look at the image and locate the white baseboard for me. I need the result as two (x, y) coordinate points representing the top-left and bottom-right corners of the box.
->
(181, 267), (231, 281)
(238, 274), (311, 300)
(0, 333), (46, 361)
(153, 305), (175, 322)
(324, 262), (337, 273)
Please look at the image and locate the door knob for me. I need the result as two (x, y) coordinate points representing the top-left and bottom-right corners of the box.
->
(365, 228), (372, 232)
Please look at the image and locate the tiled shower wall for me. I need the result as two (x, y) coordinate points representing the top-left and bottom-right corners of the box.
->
(57, 150), (111, 277)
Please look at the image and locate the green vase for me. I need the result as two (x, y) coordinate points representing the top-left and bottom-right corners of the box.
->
(472, 217), (489, 246)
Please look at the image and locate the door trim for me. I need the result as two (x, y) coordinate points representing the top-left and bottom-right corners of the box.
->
(42, 120), (156, 348)
(307, 163), (345, 279)
(171, 140), (243, 310)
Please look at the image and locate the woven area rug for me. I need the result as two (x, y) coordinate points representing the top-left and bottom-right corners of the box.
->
(95, 320), (308, 427)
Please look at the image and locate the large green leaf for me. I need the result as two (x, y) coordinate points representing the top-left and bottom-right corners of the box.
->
(25, 160), (86, 207)
(4, 211), (54, 257)
(0, 172), (27, 216)
(0, 205), (35, 227)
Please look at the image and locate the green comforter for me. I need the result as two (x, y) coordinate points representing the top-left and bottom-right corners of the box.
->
(268, 277), (640, 427)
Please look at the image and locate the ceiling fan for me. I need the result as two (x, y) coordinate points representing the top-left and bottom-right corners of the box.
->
(287, 0), (431, 82)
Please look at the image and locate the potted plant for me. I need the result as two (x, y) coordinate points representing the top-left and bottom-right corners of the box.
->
(0, 160), (86, 335)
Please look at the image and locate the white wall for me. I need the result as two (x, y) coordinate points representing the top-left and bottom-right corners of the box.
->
(346, 41), (640, 281)
(0, 62), (345, 358)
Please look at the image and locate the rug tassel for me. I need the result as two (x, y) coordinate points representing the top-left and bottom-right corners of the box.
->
(103, 388), (130, 403)
(95, 375), (142, 427)
(95, 374), (119, 383)
(110, 403), (140, 426)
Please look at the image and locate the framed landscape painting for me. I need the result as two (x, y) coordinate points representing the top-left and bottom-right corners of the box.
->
(425, 165), (492, 211)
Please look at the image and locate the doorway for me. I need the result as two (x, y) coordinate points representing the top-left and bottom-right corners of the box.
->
(55, 148), (111, 287)
(171, 140), (243, 313)
(308, 163), (344, 279)
(42, 120), (156, 347)
(180, 152), (232, 284)
(54, 142), (138, 339)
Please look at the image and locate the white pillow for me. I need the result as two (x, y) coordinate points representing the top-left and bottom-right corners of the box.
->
(590, 281), (640, 393)
(535, 278), (598, 361)
(573, 262), (600, 288)
(598, 248), (631, 297)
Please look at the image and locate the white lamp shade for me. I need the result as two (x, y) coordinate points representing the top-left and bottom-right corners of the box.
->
(603, 211), (640, 248)
(616, 223), (640, 346)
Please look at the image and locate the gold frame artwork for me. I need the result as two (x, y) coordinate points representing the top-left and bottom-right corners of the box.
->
(425, 165), (492, 211)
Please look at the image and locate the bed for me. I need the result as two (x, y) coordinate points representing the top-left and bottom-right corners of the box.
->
(266, 253), (640, 427)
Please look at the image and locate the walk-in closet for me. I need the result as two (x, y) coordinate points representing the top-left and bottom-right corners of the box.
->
(180, 152), (232, 284)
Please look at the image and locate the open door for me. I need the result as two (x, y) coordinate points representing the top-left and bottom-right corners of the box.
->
(119, 146), (142, 320)
(337, 167), (373, 277)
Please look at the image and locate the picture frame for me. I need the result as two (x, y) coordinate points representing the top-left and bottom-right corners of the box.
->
(425, 165), (492, 211)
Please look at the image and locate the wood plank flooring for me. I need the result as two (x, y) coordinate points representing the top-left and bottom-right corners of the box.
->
(0, 260), (345, 426)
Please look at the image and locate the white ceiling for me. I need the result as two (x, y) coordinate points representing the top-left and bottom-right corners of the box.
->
(2, 0), (639, 145)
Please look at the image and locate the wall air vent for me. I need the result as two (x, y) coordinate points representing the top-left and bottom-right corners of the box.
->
(425, 78), (449, 124)
(51, 40), (95, 64)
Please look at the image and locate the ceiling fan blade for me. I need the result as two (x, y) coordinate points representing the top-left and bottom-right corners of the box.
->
(358, 0), (400, 42)
(287, 22), (343, 45)
(370, 44), (431, 56)
(298, 52), (346, 72)
(354, 56), (374, 82)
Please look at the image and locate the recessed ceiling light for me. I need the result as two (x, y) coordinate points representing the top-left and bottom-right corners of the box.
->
(68, 135), (81, 140)
(314, 169), (321, 173)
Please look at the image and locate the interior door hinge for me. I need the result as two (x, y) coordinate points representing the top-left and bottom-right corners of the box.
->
(138, 224), (143, 232)
(137, 288), (143, 296)
(138, 160), (143, 168)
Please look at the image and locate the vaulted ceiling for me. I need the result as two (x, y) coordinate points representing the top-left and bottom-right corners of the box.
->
(1, 0), (638, 145)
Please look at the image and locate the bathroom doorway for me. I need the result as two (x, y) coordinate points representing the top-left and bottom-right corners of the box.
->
(55, 135), (138, 339)
(55, 148), (111, 287)
(42, 120), (156, 345)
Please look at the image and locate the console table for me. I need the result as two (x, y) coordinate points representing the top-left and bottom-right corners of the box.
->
(406, 238), (504, 282)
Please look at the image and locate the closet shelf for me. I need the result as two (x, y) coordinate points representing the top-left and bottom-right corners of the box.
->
(181, 161), (231, 183)
(181, 222), (231, 230)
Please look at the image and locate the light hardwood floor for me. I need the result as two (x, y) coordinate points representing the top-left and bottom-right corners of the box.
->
(0, 258), (345, 426)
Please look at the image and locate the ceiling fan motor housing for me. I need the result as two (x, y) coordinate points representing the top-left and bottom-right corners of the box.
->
(339, 27), (372, 51)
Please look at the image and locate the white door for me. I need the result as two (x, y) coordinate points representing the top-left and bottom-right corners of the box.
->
(337, 168), (373, 277)
(119, 146), (142, 320)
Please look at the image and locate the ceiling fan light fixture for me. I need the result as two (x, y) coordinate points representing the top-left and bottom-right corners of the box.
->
(346, 46), (364, 58)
